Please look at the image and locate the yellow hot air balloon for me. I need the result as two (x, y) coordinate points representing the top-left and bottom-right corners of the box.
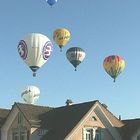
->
(103, 55), (125, 82)
(53, 28), (71, 51)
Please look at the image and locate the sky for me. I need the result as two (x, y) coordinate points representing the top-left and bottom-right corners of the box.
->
(0, 0), (140, 120)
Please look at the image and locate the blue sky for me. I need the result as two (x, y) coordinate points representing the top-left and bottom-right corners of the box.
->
(0, 0), (140, 119)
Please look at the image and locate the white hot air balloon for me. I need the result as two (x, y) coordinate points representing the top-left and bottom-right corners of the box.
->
(21, 86), (40, 104)
(18, 33), (53, 76)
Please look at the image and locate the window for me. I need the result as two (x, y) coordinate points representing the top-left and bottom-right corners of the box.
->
(12, 132), (18, 140)
(18, 112), (23, 124)
(20, 131), (26, 140)
(83, 127), (102, 140)
(91, 116), (97, 121)
(38, 129), (46, 136)
(85, 128), (93, 140)
(94, 129), (101, 140)
(12, 130), (27, 140)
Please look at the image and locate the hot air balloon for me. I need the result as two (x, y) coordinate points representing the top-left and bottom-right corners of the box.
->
(47, 0), (58, 6)
(18, 33), (53, 76)
(103, 55), (125, 82)
(66, 47), (86, 71)
(53, 28), (71, 51)
(21, 86), (40, 104)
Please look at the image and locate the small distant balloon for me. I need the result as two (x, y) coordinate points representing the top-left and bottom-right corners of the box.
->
(47, 0), (58, 6)
(66, 47), (86, 71)
(18, 33), (53, 77)
(103, 55), (126, 82)
(53, 28), (71, 51)
(21, 86), (40, 104)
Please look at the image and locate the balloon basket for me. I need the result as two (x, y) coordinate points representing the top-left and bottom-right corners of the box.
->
(33, 73), (36, 77)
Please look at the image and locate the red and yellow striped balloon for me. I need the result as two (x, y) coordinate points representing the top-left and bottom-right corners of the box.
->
(103, 55), (125, 82)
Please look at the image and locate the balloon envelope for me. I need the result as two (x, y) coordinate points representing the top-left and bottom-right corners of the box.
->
(103, 55), (125, 82)
(47, 0), (57, 6)
(21, 86), (40, 104)
(18, 33), (53, 76)
(53, 28), (71, 51)
(66, 47), (86, 71)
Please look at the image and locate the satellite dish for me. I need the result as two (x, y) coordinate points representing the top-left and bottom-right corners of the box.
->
(21, 85), (40, 104)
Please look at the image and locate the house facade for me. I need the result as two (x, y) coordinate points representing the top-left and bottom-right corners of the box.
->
(0, 100), (140, 140)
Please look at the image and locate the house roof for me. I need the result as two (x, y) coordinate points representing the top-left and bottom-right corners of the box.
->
(15, 100), (125, 140)
(98, 103), (126, 139)
(7, 100), (138, 140)
(99, 102), (124, 127)
(15, 103), (53, 127)
(120, 118), (140, 140)
(41, 100), (97, 140)
(0, 108), (10, 127)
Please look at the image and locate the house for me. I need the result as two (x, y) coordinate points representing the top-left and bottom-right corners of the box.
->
(0, 100), (140, 140)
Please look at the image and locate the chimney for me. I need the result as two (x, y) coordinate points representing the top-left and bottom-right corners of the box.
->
(119, 115), (121, 120)
(66, 99), (73, 106)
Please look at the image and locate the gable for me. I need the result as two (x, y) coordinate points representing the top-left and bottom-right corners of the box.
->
(1, 103), (31, 140)
(1, 105), (19, 131)
(65, 102), (123, 140)
(41, 101), (97, 140)
(16, 103), (53, 127)
(8, 111), (30, 130)
(66, 110), (113, 140)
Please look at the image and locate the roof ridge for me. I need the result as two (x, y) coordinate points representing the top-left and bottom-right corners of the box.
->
(123, 118), (140, 121)
(100, 102), (120, 120)
(54, 100), (99, 109)
(15, 100), (99, 110)
(15, 102), (53, 109)
(0, 108), (10, 111)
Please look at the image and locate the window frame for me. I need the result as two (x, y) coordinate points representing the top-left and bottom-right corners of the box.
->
(83, 127), (102, 140)
(12, 129), (27, 140)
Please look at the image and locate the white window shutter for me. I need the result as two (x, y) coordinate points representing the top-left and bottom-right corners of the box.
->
(83, 128), (86, 140)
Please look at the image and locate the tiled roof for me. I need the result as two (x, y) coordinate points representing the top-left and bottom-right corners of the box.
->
(99, 103), (124, 127)
(0, 108), (10, 127)
(13, 101), (139, 140)
(16, 103), (53, 127)
(98, 103), (128, 139)
(15, 101), (125, 140)
(41, 100), (97, 140)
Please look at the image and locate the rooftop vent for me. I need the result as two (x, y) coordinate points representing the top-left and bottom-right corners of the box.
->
(66, 99), (73, 106)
